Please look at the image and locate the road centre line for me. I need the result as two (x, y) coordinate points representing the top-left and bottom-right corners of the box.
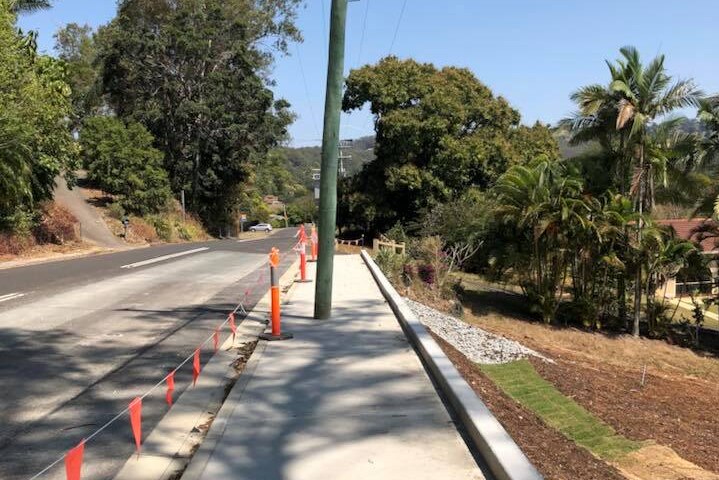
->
(0, 292), (25, 303)
(120, 247), (210, 269)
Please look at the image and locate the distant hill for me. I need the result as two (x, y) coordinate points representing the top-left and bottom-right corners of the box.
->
(280, 135), (376, 187)
(552, 116), (705, 160)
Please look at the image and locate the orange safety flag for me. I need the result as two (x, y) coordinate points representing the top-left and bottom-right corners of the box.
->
(213, 328), (219, 352)
(65, 440), (84, 480)
(165, 371), (175, 407)
(129, 397), (142, 454)
(192, 348), (201, 386)
(229, 312), (237, 340)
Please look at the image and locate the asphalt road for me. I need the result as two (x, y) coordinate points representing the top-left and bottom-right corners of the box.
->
(0, 229), (298, 480)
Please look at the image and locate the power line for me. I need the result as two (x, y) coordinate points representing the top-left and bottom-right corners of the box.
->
(356, 0), (370, 66)
(388, 0), (408, 55)
(295, 43), (321, 138)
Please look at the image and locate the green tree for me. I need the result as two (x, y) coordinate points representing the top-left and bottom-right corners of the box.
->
(96, 0), (300, 226)
(54, 23), (102, 128)
(493, 160), (589, 322)
(566, 46), (701, 335)
(10, 0), (50, 13)
(0, 1), (77, 226)
(341, 57), (559, 232)
(80, 116), (171, 215)
(608, 47), (701, 336)
(254, 150), (306, 200)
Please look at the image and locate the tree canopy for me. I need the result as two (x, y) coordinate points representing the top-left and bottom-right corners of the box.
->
(0, 1), (77, 226)
(80, 116), (171, 215)
(54, 23), (102, 129)
(341, 56), (559, 232)
(96, 0), (300, 225)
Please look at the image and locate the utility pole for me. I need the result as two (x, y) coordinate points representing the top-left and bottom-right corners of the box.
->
(315, 0), (348, 319)
(339, 139), (353, 178)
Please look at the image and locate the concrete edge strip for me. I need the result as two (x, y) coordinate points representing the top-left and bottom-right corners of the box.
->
(360, 250), (544, 480)
(113, 258), (300, 480)
(177, 259), (301, 480)
(178, 339), (268, 480)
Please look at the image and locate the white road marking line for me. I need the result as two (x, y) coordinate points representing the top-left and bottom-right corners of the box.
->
(120, 247), (210, 269)
(0, 292), (25, 303)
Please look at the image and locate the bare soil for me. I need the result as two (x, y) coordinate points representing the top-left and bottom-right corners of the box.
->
(432, 333), (626, 480)
(460, 285), (719, 474)
(531, 354), (719, 474)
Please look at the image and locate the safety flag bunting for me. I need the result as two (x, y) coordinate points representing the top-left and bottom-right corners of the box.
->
(65, 439), (84, 480)
(129, 397), (142, 454)
(165, 370), (175, 407)
(192, 349), (201, 386)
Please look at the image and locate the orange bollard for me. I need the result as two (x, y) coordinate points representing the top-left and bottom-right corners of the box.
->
(297, 240), (312, 283)
(308, 225), (318, 262)
(260, 247), (293, 341)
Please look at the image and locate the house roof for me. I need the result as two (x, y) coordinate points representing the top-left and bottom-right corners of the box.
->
(657, 218), (719, 253)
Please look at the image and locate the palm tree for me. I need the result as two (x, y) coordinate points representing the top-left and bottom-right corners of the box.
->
(494, 160), (590, 323)
(10, 0), (51, 14)
(603, 47), (701, 336)
(698, 96), (719, 172)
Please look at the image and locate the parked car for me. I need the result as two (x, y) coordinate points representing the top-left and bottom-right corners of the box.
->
(249, 223), (273, 232)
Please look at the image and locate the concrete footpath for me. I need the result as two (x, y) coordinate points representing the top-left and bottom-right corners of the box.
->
(182, 254), (486, 480)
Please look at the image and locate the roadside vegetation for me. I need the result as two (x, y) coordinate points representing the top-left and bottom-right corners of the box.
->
(364, 49), (719, 341)
(1, 0), (306, 256)
(360, 49), (719, 479)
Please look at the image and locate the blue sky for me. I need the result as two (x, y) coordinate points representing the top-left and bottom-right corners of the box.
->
(19, 0), (719, 146)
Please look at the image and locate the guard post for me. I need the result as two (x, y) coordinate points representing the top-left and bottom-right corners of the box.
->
(259, 247), (293, 341)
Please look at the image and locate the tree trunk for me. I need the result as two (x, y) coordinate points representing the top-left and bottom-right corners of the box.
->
(618, 273), (627, 325)
(633, 142), (645, 337)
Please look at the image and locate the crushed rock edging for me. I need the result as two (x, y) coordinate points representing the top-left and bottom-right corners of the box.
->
(404, 298), (551, 365)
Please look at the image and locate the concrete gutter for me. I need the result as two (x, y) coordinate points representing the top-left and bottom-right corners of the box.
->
(361, 250), (543, 480)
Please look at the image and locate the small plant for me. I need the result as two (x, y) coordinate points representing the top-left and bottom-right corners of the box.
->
(147, 215), (173, 242)
(417, 263), (436, 285)
(107, 202), (126, 220)
(686, 290), (705, 346)
(34, 203), (78, 245)
(375, 249), (408, 286)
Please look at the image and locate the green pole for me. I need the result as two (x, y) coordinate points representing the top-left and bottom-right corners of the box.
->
(314, 0), (348, 319)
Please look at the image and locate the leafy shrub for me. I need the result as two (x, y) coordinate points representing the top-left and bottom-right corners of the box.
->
(107, 202), (126, 220)
(384, 222), (408, 244)
(147, 215), (173, 242)
(556, 299), (600, 329)
(375, 249), (408, 286)
(175, 221), (191, 241)
(417, 263), (436, 285)
(80, 116), (171, 215)
(4, 209), (36, 237)
(34, 202), (78, 244)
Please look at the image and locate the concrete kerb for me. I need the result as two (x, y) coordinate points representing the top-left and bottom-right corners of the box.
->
(113, 258), (300, 480)
(360, 250), (544, 480)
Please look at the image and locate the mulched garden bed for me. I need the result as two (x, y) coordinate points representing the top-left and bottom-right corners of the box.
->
(432, 334), (625, 480)
(531, 355), (719, 474)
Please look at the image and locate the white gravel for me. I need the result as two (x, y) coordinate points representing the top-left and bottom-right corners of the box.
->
(404, 298), (548, 365)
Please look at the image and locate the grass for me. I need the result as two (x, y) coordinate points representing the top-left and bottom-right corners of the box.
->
(670, 299), (719, 330)
(480, 360), (643, 461)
